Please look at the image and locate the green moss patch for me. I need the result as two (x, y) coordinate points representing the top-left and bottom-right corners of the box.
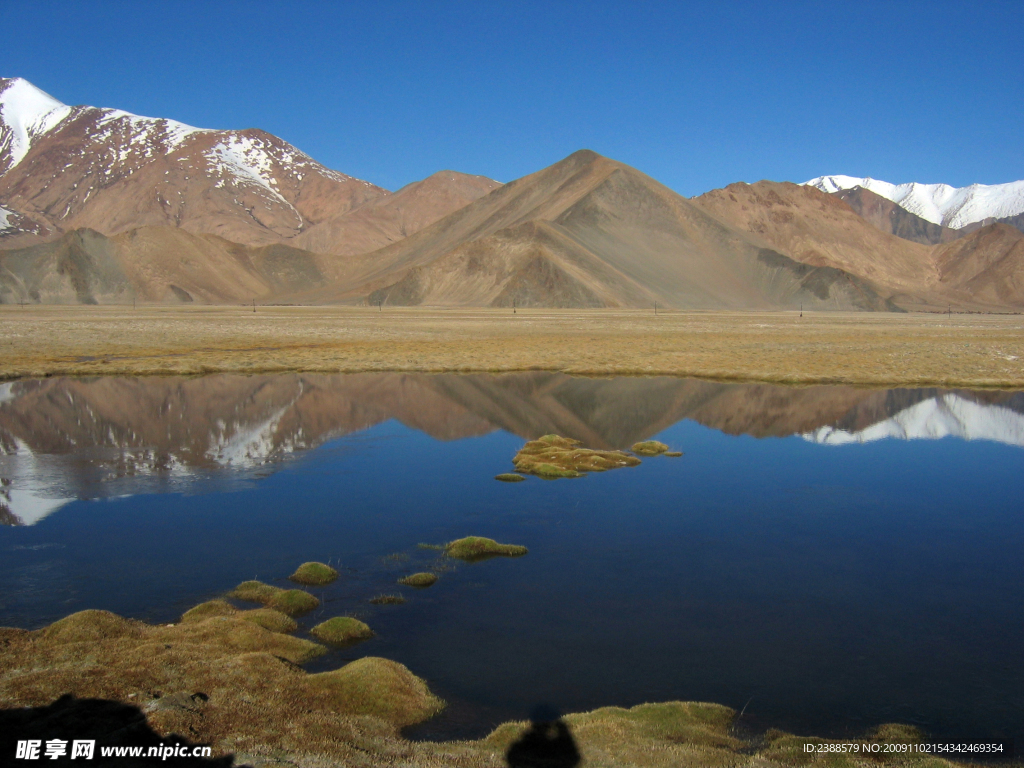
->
(631, 440), (670, 456)
(181, 599), (238, 623)
(664, 451), (683, 457)
(446, 536), (528, 562)
(228, 580), (283, 604)
(267, 589), (320, 616)
(289, 561), (339, 585)
(310, 616), (374, 646)
(309, 657), (444, 728)
(398, 572), (438, 588)
(240, 608), (298, 634)
(495, 473), (525, 482)
(512, 434), (640, 479)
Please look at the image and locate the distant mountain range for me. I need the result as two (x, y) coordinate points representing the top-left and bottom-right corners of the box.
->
(2, 373), (1022, 526)
(2, 76), (1022, 311)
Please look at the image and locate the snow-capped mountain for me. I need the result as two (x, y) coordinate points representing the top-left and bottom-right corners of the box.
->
(804, 175), (1024, 229)
(0, 77), (389, 246)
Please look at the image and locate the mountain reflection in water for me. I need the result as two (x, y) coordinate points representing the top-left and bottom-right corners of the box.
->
(1, 372), (1022, 525)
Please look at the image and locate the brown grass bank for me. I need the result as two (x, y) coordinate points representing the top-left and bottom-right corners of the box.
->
(2, 305), (1023, 388)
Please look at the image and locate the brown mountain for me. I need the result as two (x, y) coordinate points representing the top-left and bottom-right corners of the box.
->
(290, 171), (501, 256)
(299, 150), (891, 310)
(694, 181), (1024, 310)
(0, 226), (331, 304)
(0, 78), (389, 248)
(692, 181), (938, 297)
(0, 79), (505, 263)
(834, 186), (952, 245)
(932, 223), (1024, 306)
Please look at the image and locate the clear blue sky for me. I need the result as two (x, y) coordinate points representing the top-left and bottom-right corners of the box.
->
(2, 1), (1021, 195)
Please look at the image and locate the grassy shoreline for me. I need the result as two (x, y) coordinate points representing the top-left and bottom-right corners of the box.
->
(2, 305), (1023, 389)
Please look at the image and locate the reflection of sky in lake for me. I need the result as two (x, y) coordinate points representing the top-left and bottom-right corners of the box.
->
(0, 375), (1022, 748)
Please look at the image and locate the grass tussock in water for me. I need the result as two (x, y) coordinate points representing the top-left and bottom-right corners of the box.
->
(417, 543), (445, 551)
(495, 473), (525, 482)
(664, 451), (683, 457)
(0, 608), (971, 767)
(398, 572), (438, 588)
(288, 561), (338, 585)
(631, 440), (669, 455)
(512, 434), (640, 479)
(446, 536), (528, 562)
(369, 594), (407, 605)
(228, 580), (282, 604)
(310, 616), (374, 646)
(227, 581), (319, 616)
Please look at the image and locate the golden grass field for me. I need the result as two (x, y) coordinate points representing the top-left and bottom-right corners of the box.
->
(2, 305), (1023, 388)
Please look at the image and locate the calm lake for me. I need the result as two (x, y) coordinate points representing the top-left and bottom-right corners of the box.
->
(1, 373), (1022, 747)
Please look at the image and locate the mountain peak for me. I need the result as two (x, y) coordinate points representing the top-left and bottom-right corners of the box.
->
(0, 77), (74, 171)
(804, 174), (1024, 229)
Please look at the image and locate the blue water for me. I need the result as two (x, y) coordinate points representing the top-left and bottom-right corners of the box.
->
(2, 398), (1023, 747)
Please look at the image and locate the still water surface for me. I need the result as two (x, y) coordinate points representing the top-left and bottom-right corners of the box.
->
(1, 373), (1022, 746)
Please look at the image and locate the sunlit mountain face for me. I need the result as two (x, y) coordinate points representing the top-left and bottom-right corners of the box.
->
(1, 373), (1022, 525)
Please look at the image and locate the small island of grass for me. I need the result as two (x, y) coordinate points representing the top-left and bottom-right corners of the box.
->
(512, 434), (640, 479)
(446, 536), (528, 562)
(289, 561), (339, 585)
(310, 616), (374, 645)
(630, 440), (683, 457)
(228, 580), (283, 604)
(631, 440), (669, 455)
(398, 572), (438, 588)
(495, 473), (525, 482)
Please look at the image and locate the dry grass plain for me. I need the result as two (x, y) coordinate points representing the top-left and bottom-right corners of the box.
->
(2, 304), (1023, 388)
(3, 305), (1023, 387)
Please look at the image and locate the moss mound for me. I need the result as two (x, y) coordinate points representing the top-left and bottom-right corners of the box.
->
(39, 610), (143, 644)
(267, 589), (320, 616)
(446, 536), (528, 562)
(664, 451), (683, 457)
(309, 657), (444, 727)
(228, 580), (283, 604)
(512, 434), (640, 479)
(398, 572), (438, 588)
(181, 599), (238, 623)
(495, 473), (525, 482)
(631, 440), (670, 456)
(240, 608), (298, 634)
(289, 561), (339, 585)
(310, 617), (374, 646)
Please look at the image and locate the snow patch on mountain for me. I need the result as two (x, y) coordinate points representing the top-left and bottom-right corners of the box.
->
(0, 78), (75, 172)
(804, 175), (1024, 229)
(0, 204), (12, 231)
(94, 109), (207, 153)
(803, 394), (1024, 448)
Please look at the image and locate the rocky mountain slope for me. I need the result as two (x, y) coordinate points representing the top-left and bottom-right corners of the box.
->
(309, 150), (891, 311)
(0, 77), (390, 248)
(291, 171), (501, 256)
(0, 226), (331, 304)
